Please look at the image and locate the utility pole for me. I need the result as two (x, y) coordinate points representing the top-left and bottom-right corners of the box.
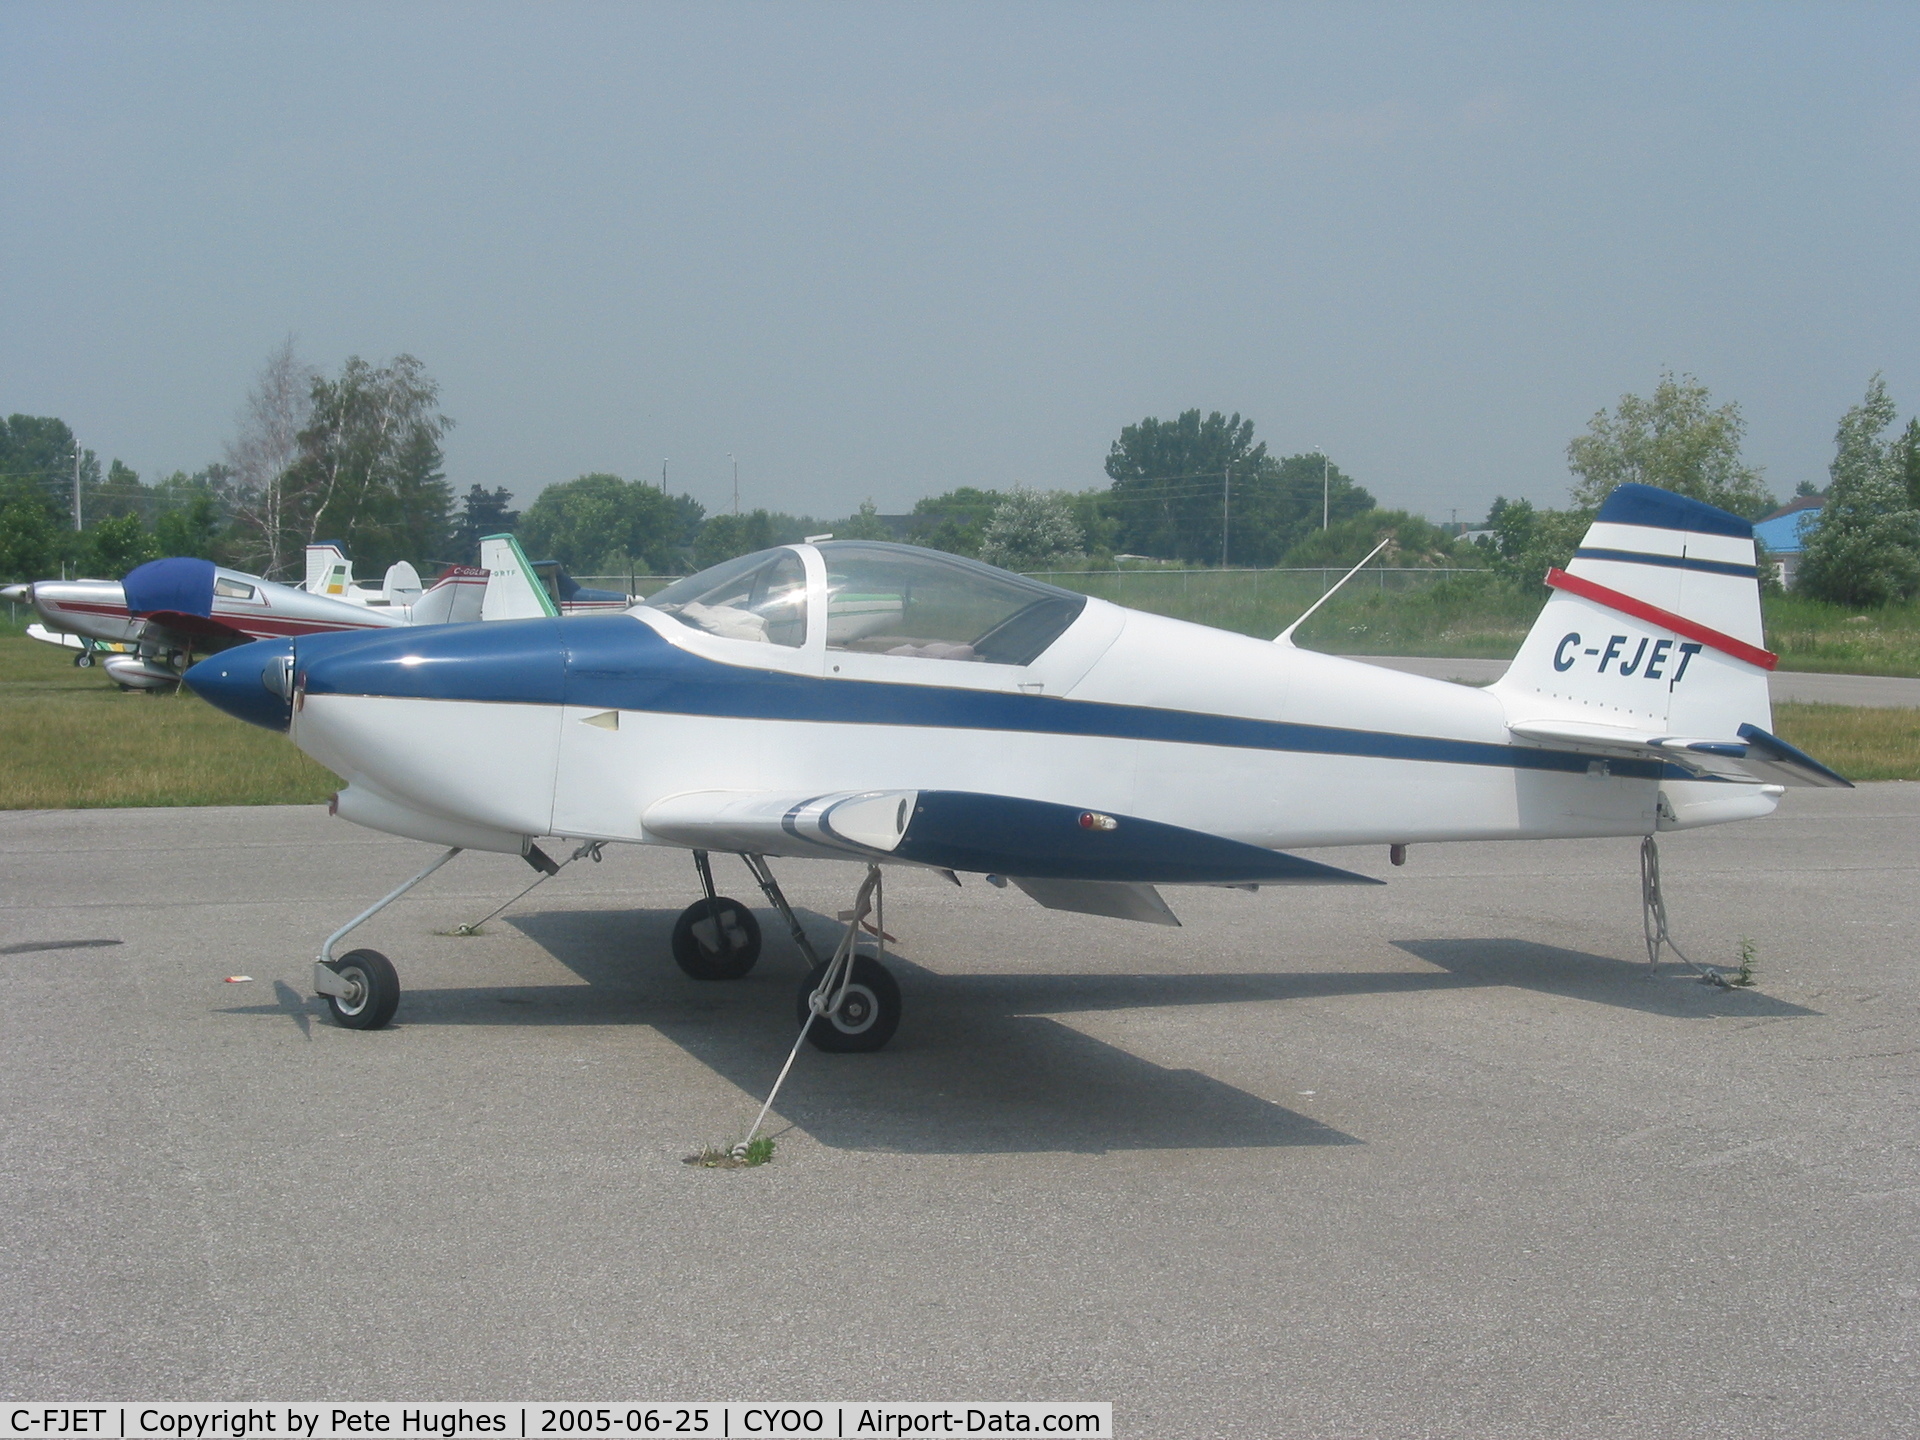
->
(662, 458), (668, 491)
(1221, 463), (1231, 568)
(729, 453), (738, 516)
(73, 444), (83, 532)
(1318, 447), (1330, 531)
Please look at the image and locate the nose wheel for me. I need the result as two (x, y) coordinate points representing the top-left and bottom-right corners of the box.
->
(320, 948), (401, 1029)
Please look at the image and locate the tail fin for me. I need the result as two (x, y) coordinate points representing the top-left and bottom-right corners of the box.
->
(305, 542), (351, 595)
(1491, 484), (1774, 739)
(478, 534), (559, 621)
(382, 561), (422, 604)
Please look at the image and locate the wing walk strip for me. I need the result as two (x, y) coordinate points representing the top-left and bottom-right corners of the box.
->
(1545, 566), (1779, 671)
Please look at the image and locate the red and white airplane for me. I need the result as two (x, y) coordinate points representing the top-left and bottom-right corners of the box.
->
(1, 539), (542, 690)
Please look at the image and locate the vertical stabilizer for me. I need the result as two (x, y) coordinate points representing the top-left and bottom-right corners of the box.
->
(383, 561), (422, 604)
(479, 534), (560, 621)
(1491, 484), (1773, 740)
(305, 543), (352, 596)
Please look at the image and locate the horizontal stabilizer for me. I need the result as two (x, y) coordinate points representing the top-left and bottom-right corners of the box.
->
(1507, 717), (1850, 787)
(1735, 723), (1853, 788)
(644, 787), (1385, 885)
(25, 624), (85, 651)
(1009, 878), (1181, 926)
(410, 566), (489, 626)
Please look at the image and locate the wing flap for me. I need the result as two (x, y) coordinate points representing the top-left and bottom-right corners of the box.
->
(1009, 878), (1181, 926)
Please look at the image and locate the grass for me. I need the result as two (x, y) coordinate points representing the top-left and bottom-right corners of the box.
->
(1031, 568), (1536, 657)
(1755, 594), (1920, 677)
(683, 1136), (776, 1168)
(0, 630), (338, 809)
(1768, 702), (1920, 782)
(1035, 569), (1920, 674)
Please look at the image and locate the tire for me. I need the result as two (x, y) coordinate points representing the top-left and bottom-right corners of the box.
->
(797, 953), (901, 1053)
(74, 652), (94, 669)
(671, 897), (762, 980)
(323, 948), (401, 1030)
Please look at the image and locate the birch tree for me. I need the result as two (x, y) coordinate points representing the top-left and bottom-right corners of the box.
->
(225, 338), (316, 579)
(282, 354), (454, 569)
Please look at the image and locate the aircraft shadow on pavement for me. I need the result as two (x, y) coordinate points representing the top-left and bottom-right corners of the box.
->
(220, 909), (1814, 1154)
(1389, 939), (1817, 1019)
(440, 906), (1358, 1155)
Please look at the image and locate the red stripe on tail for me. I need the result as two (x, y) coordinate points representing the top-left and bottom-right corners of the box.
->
(1544, 568), (1778, 671)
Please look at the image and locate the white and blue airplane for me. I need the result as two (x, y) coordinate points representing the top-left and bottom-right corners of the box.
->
(186, 484), (1847, 1048)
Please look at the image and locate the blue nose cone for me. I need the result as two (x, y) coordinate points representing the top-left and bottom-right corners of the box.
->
(184, 639), (296, 731)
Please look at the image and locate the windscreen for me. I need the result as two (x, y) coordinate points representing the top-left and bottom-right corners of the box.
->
(640, 548), (808, 647)
(818, 542), (1086, 665)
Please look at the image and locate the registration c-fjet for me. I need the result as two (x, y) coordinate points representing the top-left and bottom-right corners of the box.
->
(188, 484), (1848, 1047)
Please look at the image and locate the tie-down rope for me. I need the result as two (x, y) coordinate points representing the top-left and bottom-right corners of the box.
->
(734, 864), (884, 1159)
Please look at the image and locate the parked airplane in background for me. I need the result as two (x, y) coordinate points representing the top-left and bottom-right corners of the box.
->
(302, 542), (424, 610)
(4, 536), (546, 690)
(21, 624), (136, 670)
(474, 535), (633, 618)
(190, 485), (1849, 1060)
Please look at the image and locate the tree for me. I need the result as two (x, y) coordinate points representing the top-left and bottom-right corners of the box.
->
(225, 339), (317, 579)
(0, 498), (58, 582)
(1104, 410), (1371, 563)
(90, 460), (149, 522)
(1475, 496), (1590, 590)
(835, 500), (892, 542)
(978, 489), (1084, 570)
(84, 514), (157, 578)
(1567, 372), (1774, 518)
(520, 473), (704, 572)
(153, 491), (221, 560)
(0, 414), (97, 530)
(1280, 509), (1469, 569)
(380, 419), (454, 568)
(1105, 409), (1260, 562)
(1797, 375), (1920, 606)
(449, 484), (521, 560)
(278, 353), (454, 572)
(1899, 417), (1920, 511)
(906, 487), (1006, 556)
(693, 509), (778, 567)
(1228, 452), (1372, 565)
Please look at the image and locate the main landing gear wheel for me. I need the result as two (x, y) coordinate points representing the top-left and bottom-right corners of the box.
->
(323, 948), (401, 1030)
(74, 651), (93, 669)
(671, 896), (762, 980)
(797, 954), (901, 1053)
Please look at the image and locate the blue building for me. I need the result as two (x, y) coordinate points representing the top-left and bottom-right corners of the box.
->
(1753, 496), (1824, 588)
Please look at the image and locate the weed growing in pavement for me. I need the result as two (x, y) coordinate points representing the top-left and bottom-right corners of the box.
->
(684, 1137), (776, 1169)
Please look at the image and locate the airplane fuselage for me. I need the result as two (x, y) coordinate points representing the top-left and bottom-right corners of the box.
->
(280, 600), (1733, 857)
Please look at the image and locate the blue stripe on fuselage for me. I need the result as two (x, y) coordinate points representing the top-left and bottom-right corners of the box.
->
(296, 614), (1673, 781)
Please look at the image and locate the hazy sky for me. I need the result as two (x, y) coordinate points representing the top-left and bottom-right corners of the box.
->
(4, 2), (1917, 525)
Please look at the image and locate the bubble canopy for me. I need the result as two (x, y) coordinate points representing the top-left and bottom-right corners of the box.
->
(641, 541), (1088, 666)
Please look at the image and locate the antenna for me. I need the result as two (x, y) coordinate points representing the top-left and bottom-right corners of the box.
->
(1273, 537), (1391, 646)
